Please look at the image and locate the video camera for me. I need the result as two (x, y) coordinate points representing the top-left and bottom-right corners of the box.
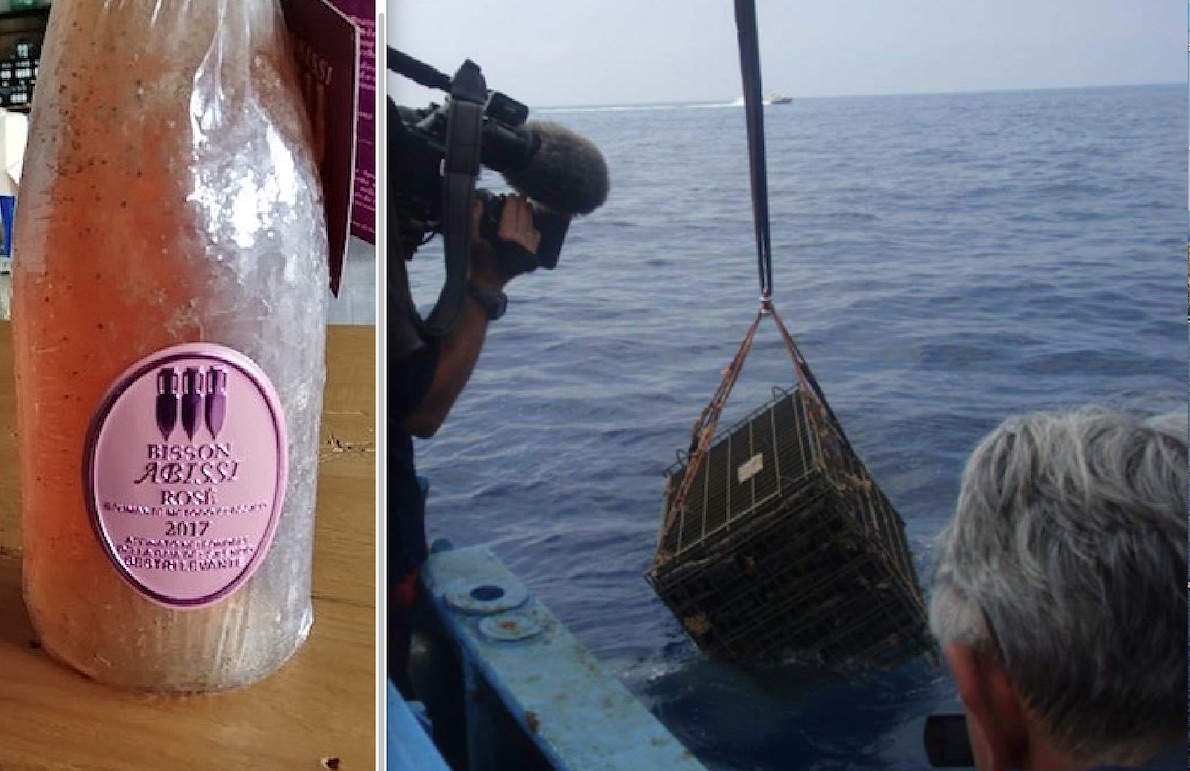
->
(924, 713), (975, 768)
(390, 81), (569, 270)
(387, 48), (608, 339)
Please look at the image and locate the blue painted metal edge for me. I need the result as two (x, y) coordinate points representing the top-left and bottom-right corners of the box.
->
(421, 545), (707, 771)
(388, 679), (452, 771)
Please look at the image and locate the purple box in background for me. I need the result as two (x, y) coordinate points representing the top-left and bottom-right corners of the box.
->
(331, 0), (376, 244)
(282, 0), (374, 293)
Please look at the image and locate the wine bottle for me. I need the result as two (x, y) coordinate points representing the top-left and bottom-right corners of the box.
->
(11, 0), (328, 691)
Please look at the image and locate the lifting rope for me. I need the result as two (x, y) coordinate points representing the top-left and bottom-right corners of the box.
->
(733, 0), (774, 302)
(659, 0), (854, 545)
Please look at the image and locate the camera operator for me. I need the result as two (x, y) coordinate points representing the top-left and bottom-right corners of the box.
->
(386, 50), (608, 696)
(928, 407), (1186, 771)
(389, 193), (540, 693)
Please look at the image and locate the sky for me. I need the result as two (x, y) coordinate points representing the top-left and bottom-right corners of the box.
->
(384, 0), (1184, 108)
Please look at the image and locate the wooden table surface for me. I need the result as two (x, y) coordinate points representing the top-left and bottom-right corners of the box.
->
(0, 322), (377, 770)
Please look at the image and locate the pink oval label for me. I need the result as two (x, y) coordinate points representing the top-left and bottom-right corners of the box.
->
(84, 344), (288, 609)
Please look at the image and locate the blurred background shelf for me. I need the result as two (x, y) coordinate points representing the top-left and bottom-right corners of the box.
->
(0, 5), (46, 112)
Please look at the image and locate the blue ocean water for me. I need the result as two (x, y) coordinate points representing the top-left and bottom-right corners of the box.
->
(406, 84), (1188, 770)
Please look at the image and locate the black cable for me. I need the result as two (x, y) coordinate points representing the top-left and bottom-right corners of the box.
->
(733, 0), (774, 300)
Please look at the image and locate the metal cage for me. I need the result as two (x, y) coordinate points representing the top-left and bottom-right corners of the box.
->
(648, 386), (935, 672)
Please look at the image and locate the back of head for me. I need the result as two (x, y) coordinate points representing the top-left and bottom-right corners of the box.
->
(930, 406), (1188, 764)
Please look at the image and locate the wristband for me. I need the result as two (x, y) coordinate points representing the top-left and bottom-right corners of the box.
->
(467, 282), (508, 322)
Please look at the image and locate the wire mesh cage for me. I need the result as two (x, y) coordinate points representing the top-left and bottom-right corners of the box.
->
(648, 385), (935, 672)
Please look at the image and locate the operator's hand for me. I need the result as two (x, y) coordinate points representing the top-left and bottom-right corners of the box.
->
(495, 195), (541, 255)
(470, 195), (540, 288)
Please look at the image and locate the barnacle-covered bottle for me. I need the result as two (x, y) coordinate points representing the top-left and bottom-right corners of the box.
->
(11, 0), (328, 690)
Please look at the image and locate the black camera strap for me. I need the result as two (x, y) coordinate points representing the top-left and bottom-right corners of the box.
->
(422, 60), (487, 338)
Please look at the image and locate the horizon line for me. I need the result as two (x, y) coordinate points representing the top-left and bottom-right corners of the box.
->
(538, 80), (1183, 110)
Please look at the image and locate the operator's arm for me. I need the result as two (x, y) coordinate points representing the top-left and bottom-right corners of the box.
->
(403, 195), (540, 438)
(402, 284), (491, 438)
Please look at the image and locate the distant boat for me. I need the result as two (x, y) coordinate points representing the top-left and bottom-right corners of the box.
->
(730, 93), (793, 107)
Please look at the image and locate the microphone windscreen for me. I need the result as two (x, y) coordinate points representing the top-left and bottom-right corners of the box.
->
(501, 121), (610, 216)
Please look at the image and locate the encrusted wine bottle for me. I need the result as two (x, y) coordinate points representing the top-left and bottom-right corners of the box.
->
(11, 0), (328, 691)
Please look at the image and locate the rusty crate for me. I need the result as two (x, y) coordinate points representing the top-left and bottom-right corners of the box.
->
(647, 386), (934, 672)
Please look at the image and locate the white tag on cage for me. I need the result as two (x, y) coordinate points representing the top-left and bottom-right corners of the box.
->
(737, 453), (764, 484)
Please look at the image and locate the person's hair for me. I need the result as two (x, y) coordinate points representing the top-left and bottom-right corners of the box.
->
(929, 406), (1188, 763)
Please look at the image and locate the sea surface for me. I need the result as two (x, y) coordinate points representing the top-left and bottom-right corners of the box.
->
(405, 84), (1188, 770)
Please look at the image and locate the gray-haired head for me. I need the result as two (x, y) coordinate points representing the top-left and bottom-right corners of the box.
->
(929, 406), (1187, 763)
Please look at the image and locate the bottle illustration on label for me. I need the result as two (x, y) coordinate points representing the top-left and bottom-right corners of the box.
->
(181, 367), (204, 441)
(157, 366), (231, 443)
(86, 344), (288, 609)
(155, 368), (179, 442)
(206, 368), (228, 440)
